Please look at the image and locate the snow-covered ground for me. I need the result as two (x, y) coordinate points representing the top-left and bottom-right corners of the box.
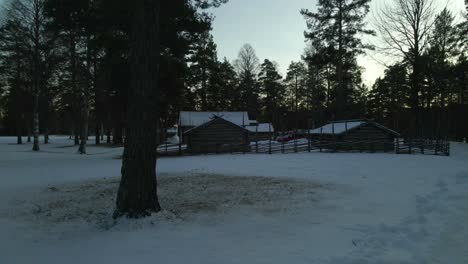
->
(1, 136), (468, 264)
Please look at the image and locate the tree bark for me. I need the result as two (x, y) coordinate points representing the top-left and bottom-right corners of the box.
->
(32, 95), (40, 151)
(335, 0), (345, 120)
(31, 0), (41, 152)
(115, 0), (161, 218)
(78, 35), (92, 154)
(78, 109), (88, 154)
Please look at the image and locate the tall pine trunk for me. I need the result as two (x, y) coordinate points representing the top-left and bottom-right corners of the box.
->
(335, 0), (345, 120)
(115, 0), (161, 218)
(32, 95), (40, 151)
(44, 99), (50, 144)
(78, 35), (92, 154)
(31, 0), (41, 152)
(74, 127), (80, 145)
(27, 124), (31, 143)
(16, 119), (22, 145)
(78, 109), (88, 154)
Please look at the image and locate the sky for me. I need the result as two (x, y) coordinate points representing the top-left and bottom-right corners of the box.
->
(210, 0), (466, 86)
(0, 0), (464, 85)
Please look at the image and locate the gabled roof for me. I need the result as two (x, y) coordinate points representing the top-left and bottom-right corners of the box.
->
(179, 111), (250, 127)
(184, 116), (249, 135)
(309, 120), (400, 136)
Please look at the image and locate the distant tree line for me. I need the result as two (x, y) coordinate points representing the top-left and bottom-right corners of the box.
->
(0, 0), (467, 152)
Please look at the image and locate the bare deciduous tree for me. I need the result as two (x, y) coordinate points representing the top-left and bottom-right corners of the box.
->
(375, 0), (437, 134)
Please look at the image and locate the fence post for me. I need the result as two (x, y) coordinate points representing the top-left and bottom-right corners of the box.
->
(307, 127), (311, 153)
(435, 139), (439, 155)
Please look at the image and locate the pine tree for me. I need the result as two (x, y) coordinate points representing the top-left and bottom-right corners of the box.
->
(285, 61), (307, 113)
(188, 32), (218, 110)
(0, 17), (31, 144)
(216, 58), (238, 110)
(258, 59), (284, 123)
(302, 0), (374, 119)
(114, 0), (161, 218)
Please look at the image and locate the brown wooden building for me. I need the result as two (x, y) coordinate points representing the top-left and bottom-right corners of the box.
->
(184, 117), (249, 154)
(309, 120), (400, 152)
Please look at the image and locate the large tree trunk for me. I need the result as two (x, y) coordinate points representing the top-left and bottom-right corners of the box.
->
(115, 0), (161, 218)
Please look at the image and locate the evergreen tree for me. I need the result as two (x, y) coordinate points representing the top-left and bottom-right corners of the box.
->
(0, 17), (31, 144)
(368, 63), (410, 128)
(115, 0), (161, 218)
(302, 0), (374, 119)
(216, 58), (238, 110)
(258, 59), (284, 123)
(188, 31), (218, 110)
(285, 61), (307, 113)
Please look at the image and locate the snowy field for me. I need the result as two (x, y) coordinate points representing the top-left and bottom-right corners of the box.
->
(1, 136), (468, 264)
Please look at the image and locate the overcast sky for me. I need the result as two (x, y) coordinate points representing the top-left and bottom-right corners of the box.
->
(210, 0), (465, 86)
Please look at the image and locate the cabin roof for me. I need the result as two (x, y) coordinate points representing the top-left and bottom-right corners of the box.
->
(309, 120), (400, 136)
(184, 116), (249, 135)
(179, 111), (250, 127)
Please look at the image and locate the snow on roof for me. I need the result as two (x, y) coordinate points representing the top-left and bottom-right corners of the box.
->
(309, 121), (366, 135)
(245, 123), (274, 133)
(179, 112), (250, 127)
(309, 120), (400, 136)
(184, 116), (249, 134)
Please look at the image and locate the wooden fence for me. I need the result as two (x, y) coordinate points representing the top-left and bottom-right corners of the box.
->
(395, 138), (450, 156)
(158, 138), (450, 156)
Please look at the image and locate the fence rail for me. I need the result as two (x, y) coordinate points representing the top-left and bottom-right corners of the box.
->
(158, 138), (450, 157)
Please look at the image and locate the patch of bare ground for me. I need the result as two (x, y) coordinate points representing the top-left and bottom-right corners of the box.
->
(2, 174), (323, 230)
